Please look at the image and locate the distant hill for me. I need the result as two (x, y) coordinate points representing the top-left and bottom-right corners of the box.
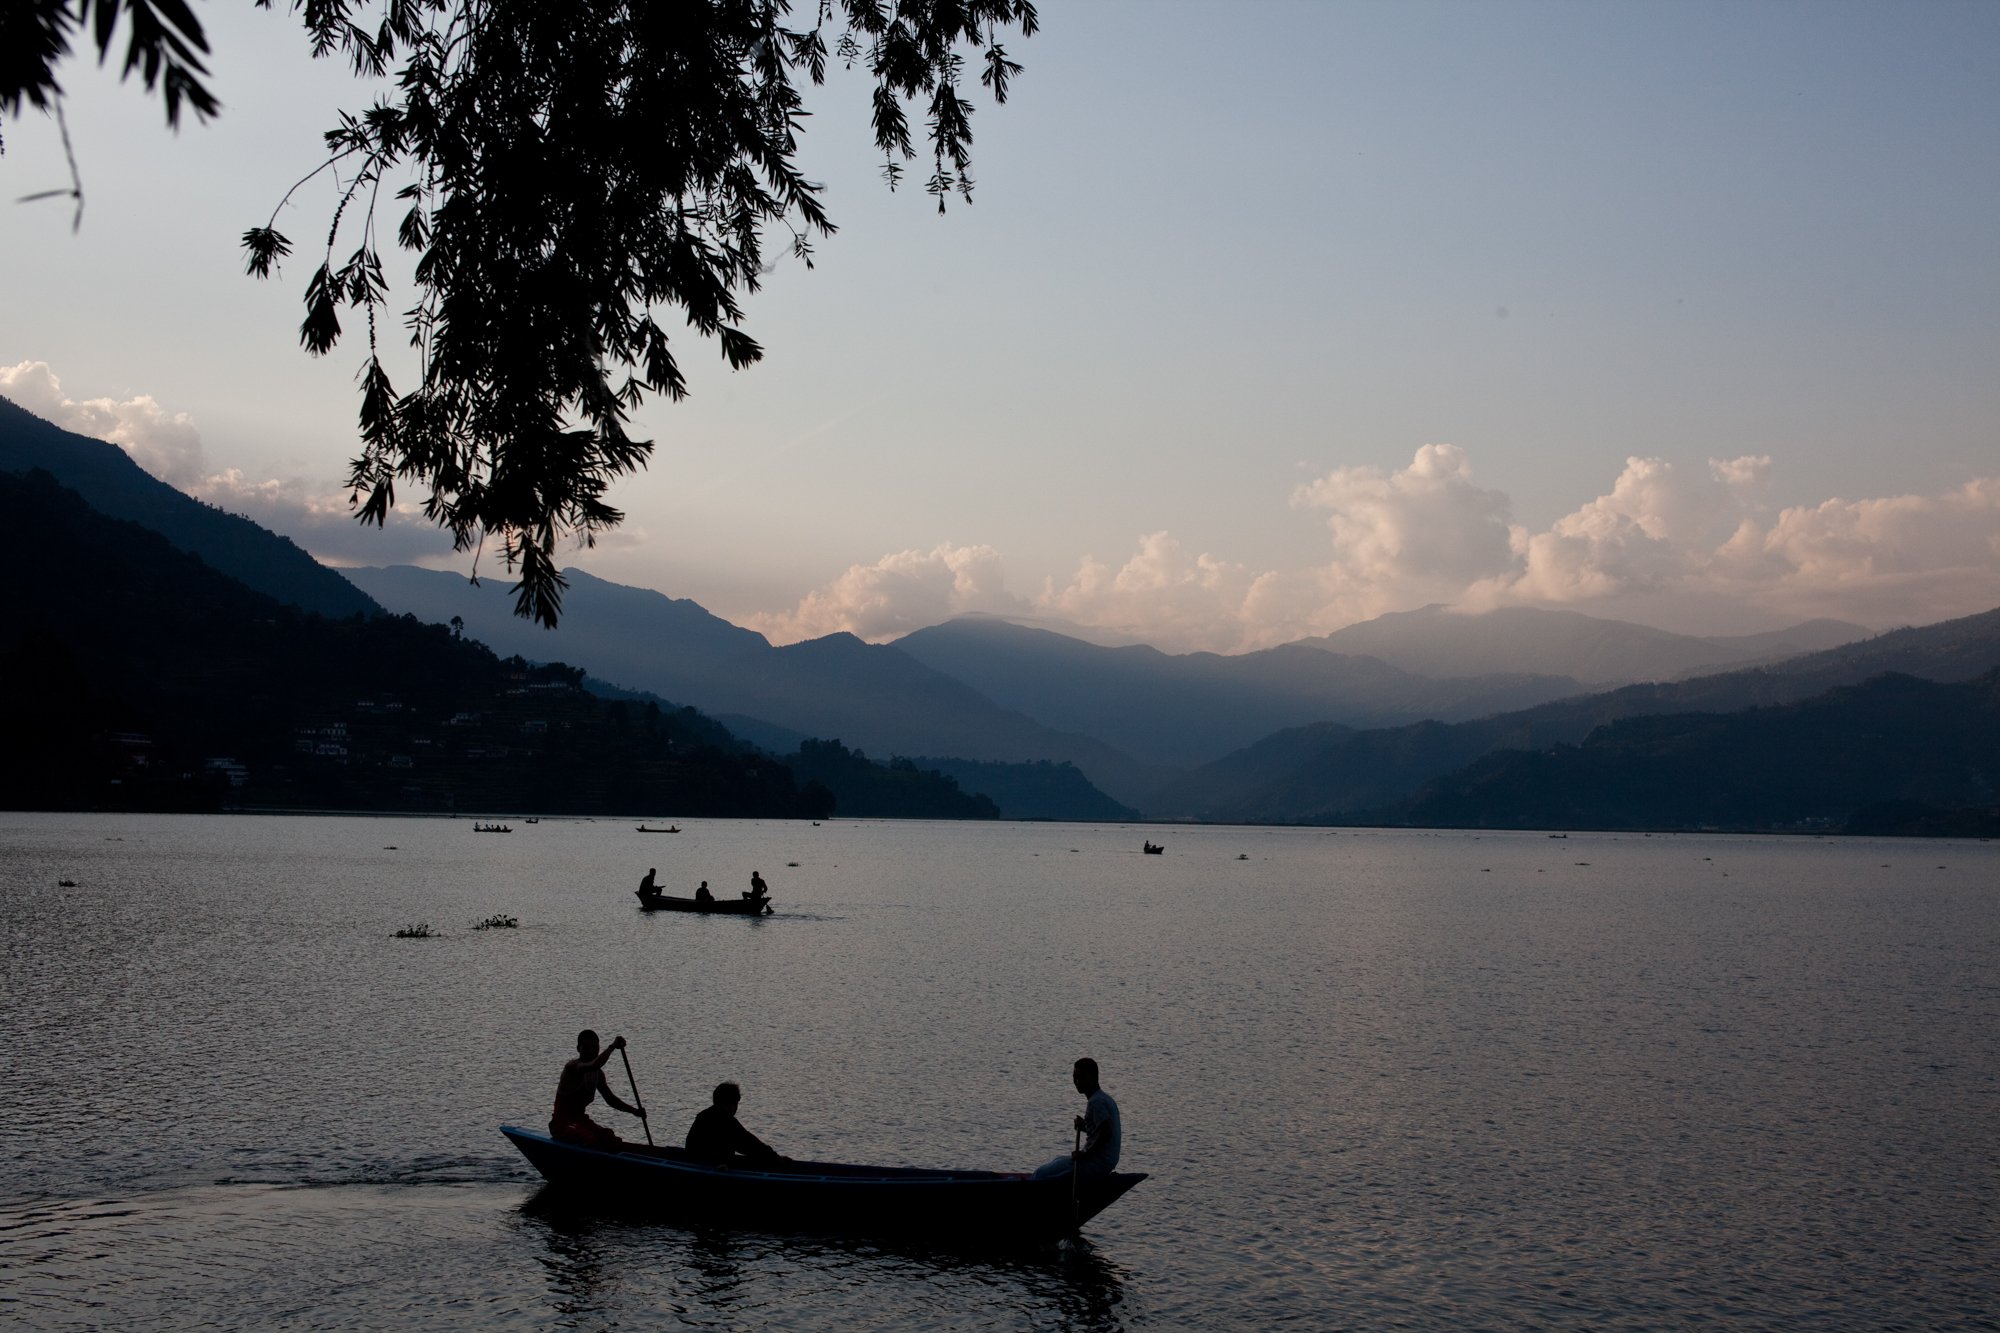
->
(345, 565), (1167, 808)
(0, 468), (828, 816)
(892, 615), (1586, 769)
(1305, 604), (1870, 684)
(1154, 604), (2000, 824)
(1374, 671), (2000, 833)
(0, 395), (378, 619)
(909, 756), (1142, 822)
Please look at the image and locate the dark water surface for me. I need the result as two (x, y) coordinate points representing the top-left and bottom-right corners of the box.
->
(2, 815), (1995, 1329)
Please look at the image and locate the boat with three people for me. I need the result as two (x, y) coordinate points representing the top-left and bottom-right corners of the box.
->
(637, 889), (773, 915)
(500, 1125), (1146, 1244)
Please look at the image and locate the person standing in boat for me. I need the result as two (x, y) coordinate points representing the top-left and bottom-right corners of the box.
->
(1034, 1057), (1121, 1180)
(685, 1082), (787, 1166)
(549, 1030), (647, 1150)
(747, 870), (769, 900)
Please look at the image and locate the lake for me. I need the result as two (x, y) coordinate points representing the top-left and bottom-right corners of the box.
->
(2, 814), (1995, 1329)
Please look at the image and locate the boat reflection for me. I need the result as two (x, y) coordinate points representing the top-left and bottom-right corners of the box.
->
(519, 1189), (1134, 1330)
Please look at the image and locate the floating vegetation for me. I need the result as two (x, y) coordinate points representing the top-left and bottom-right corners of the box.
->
(1236, 853), (1249, 860)
(58, 878), (78, 887)
(473, 914), (519, 930)
(786, 861), (800, 867)
(394, 923), (437, 939)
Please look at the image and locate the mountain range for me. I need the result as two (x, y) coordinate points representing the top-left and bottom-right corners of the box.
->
(9, 392), (1996, 832)
(1147, 606), (2000, 823)
(0, 396), (378, 619)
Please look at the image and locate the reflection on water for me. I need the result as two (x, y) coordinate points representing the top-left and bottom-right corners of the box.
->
(2, 813), (1996, 1327)
(520, 1194), (1132, 1331)
(0, 1184), (1132, 1331)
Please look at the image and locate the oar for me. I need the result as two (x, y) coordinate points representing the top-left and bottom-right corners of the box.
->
(619, 1045), (654, 1146)
(1070, 1120), (1083, 1232)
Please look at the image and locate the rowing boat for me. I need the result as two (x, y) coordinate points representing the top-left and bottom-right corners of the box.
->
(500, 1125), (1146, 1243)
(637, 890), (772, 915)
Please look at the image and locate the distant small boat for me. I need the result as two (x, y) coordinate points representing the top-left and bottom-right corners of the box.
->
(637, 890), (772, 916)
(635, 825), (681, 833)
(1142, 842), (1164, 855)
(474, 823), (513, 833)
(500, 1125), (1145, 1243)
(524, 818), (540, 825)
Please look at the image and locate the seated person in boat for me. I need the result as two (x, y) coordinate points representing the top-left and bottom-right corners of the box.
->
(1033, 1057), (1122, 1181)
(685, 1081), (787, 1167)
(638, 867), (659, 896)
(747, 871), (769, 900)
(694, 880), (714, 903)
(549, 1030), (647, 1150)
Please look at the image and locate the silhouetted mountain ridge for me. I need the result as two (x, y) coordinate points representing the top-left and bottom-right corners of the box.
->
(0, 395), (378, 619)
(1303, 604), (1870, 684)
(891, 615), (1587, 769)
(345, 565), (1167, 807)
(1373, 670), (2000, 832)
(1154, 606), (2000, 824)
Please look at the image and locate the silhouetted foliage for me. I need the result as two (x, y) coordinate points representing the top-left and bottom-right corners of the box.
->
(230, 0), (1038, 626)
(1, 0), (217, 137)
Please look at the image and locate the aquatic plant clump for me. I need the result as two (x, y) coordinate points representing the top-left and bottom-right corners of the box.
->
(394, 923), (436, 938)
(472, 914), (519, 930)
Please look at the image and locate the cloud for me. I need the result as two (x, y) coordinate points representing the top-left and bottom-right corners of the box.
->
(2, 360), (205, 486)
(1467, 454), (1770, 606)
(1039, 531), (1266, 653)
(767, 445), (1999, 652)
(3, 360), (455, 566)
(1706, 478), (2000, 626)
(745, 543), (1028, 643)
(198, 468), (459, 567)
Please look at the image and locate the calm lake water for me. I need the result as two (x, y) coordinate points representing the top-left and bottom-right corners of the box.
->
(2, 814), (1995, 1329)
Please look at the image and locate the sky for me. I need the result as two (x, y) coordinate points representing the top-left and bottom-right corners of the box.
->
(3, 0), (1997, 653)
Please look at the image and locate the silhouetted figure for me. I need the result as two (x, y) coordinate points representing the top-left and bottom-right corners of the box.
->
(550, 1029), (646, 1150)
(694, 880), (714, 903)
(639, 867), (658, 895)
(747, 870), (769, 900)
(1033, 1057), (1121, 1181)
(685, 1081), (786, 1166)
(1142, 841), (1163, 854)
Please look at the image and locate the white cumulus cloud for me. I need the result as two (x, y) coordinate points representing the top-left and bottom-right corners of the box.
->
(1039, 531), (1266, 653)
(746, 543), (1028, 643)
(2, 360), (205, 486)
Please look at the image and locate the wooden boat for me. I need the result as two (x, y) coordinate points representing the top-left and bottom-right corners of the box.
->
(500, 1125), (1146, 1244)
(637, 890), (773, 915)
(474, 823), (514, 833)
(635, 824), (681, 833)
(1142, 841), (1163, 854)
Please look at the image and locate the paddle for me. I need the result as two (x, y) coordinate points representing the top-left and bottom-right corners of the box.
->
(1070, 1119), (1083, 1232)
(619, 1045), (654, 1146)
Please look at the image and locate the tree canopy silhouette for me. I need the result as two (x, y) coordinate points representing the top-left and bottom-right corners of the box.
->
(6, 0), (1038, 625)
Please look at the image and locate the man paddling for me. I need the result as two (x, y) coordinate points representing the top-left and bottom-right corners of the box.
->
(549, 1030), (647, 1150)
(1033, 1057), (1121, 1180)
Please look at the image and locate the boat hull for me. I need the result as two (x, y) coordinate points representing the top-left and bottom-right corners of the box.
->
(500, 1126), (1145, 1244)
(637, 892), (772, 915)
